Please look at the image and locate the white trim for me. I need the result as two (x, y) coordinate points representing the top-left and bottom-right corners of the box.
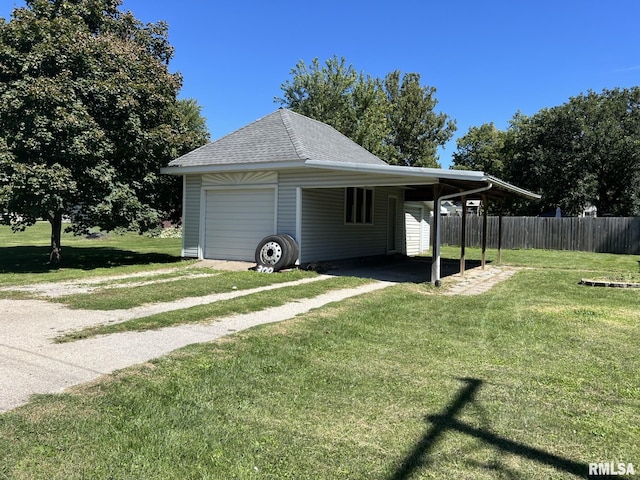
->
(419, 206), (428, 252)
(181, 175), (187, 257)
(201, 184), (278, 191)
(305, 159), (541, 200)
(161, 160), (306, 176)
(306, 159), (485, 180)
(198, 186), (206, 259)
(296, 187), (302, 264)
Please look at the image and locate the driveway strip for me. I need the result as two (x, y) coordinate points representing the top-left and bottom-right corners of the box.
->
(0, 279), (392, 413)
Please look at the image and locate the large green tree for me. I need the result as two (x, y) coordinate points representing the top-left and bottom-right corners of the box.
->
(504, 88), (640, 216)
(0, 0), (207, 263)
(277, 56), (455, 167)
(451, 122), (507, 176)
(277, 56), (392, 160)
(384, 71), (456, 168)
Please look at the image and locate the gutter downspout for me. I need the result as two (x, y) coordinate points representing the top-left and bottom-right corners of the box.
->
(432, 183), (493, 286)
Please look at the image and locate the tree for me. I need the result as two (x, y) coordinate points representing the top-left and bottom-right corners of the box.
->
(578, 88), (640, 216)
(277, 56), (455, 167)
(0, 0), (207, 264)
(504, 88), (640, 216)
(384, 71), (456, 168)
(277, 56), (391, 160)
(451, 122), (507, 176)
(176, 98), (211, 151)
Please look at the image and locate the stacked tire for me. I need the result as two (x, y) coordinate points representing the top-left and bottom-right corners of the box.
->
(255, 234), (299, 272)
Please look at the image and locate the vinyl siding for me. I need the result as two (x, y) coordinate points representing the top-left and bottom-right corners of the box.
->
(300, 186), (404, 263)
(183, 168), (407, 262)
(405, 206), (423, 256)
(182, 175), (201, 258)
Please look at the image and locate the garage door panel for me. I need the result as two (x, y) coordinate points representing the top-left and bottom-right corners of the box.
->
(204, 188), (275, 261)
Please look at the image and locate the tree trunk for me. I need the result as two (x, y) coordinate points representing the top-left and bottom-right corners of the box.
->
(49, 212), (63, 265)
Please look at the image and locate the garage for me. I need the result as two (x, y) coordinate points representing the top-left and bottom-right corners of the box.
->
(204, 187), (276, 261)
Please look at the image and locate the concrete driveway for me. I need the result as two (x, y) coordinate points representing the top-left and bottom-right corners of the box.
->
(0, 259), (518, 414)
(325, 255), (482, 283)
(0, 276), (391, 413)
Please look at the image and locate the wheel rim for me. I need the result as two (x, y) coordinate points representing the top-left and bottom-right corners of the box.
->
(258, 241), (283, 265)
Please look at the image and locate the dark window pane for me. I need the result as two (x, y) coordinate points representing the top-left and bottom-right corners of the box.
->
(345, 187), (354, 223)
(365, 189), (373, 223)
(356, 188), (364, 223)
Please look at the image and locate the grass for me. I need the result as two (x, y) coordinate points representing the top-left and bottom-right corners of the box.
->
(441, 244), (640, 273)
(52, 269), (317, 310)
(0, 222), (187, 286)
(0, 226), (638, 478)
(1, 244), (639, 478)
(56, 276), (371, 342)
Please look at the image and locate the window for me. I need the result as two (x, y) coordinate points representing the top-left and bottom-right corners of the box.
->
(345, 187), (373, 224)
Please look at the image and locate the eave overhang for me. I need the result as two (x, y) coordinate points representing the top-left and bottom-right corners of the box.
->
(160, 158), (540, 202)
(304, 160), (541, 202)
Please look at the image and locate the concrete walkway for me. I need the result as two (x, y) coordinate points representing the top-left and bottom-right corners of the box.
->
(442, 265), (521, 295)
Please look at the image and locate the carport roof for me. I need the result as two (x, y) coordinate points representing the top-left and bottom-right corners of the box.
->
(304, 160), (540, 201)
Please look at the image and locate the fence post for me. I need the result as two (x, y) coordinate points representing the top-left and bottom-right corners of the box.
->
(460, 195), (467, 277)
(497, 199), (504, 264)
(481, 195), (488, 269)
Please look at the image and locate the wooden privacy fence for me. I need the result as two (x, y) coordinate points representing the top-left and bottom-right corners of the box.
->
(441, 216), (640, 255)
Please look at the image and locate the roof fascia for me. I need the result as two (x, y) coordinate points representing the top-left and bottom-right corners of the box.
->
(304, 159), (486, 181)
(486, 175), (541, 200)
(161, 160), (307, 176)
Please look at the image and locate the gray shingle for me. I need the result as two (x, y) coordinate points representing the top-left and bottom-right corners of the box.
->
(167, 109), (387, 167)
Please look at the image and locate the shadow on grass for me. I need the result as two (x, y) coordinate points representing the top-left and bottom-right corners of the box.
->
(0, 246), (183, 274)
(388, 378), (590, 479)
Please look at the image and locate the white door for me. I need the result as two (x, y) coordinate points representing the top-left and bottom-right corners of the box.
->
(204, 188), (275, 261)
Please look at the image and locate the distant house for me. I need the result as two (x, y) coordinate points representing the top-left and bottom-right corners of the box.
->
(582, 205), (597, 217)
(161, 109), (538, 282)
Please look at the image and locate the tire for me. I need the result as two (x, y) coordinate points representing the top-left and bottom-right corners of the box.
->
(278, 234), (299, 267)
(255, 235), (289, 272)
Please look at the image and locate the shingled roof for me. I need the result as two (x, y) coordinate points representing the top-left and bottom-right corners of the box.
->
(167, 108), (387, 168)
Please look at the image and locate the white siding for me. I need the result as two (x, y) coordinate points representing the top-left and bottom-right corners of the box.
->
(404, 203), (431, 255)
(277, 168), (413, 251)
(182, 175), (202, 258)
(183, 168), (409, 263)
(300, 186), (404, 263)
(405, 206), (422, 256)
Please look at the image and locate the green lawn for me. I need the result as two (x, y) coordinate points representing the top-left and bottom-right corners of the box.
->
(0, 221), (187, 286)
(0, 227), (639, 479)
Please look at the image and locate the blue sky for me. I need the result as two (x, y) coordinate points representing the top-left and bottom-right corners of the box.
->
(2, 0), (640, 168)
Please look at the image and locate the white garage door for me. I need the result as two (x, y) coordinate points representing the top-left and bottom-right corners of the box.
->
(204, 188), (276, 261)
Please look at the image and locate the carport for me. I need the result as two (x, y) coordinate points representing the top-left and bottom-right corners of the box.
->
(305, 161), (541, 286)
